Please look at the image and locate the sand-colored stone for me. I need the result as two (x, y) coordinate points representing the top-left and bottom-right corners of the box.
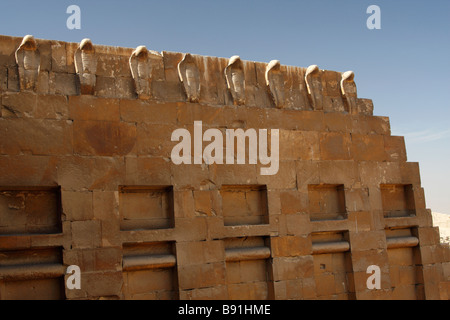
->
(0, 34), (448, 300)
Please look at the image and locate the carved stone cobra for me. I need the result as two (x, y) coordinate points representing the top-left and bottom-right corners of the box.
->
(178, 53), (201, 103)
(305, 65), (323, 110)
(74, 39), (97, 95)
(129, 46), (152, 99)
(15, 35), (40, 91)
(341, 71), (358, 114)
(225, 56), (246, 106)
(265, 60), (285, 108)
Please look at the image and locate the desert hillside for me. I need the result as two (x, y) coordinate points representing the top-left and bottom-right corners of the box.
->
(432, 212), (450, 244)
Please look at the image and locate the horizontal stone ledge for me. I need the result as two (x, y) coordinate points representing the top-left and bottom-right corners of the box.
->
(312, 241), (350, 254)
(225, 246), (271, 262)
(122, 254), (176, 271)
(386, 236), (419, 249)
(0, 263), (65, 281)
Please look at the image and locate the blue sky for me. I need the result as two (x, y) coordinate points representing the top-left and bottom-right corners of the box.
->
(1, 0), (449, 213)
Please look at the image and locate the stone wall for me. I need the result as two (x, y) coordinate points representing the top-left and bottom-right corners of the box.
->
(0, 34), (449, 300)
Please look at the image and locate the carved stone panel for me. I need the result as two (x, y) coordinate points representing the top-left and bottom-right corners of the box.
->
(15, 35), (40, 92)
(74, 39), (97, 95)
(265, 60), (284, 108)
(225, 56), (246, 106)
(305, 65), (323, 110)
(341, 71), (358, 114)
(178, 53), (201, 103)
(129, 46), (162, 100)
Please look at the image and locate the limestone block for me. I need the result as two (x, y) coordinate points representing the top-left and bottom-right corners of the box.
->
(417, 227), (441, 246)
(119, 100), (178, 125)
(69, 95), (120, 122)
(351, 249), (390, 273)
(280, 190), (304, 215)
(68, 271), (123, 299)
(34, 94), (69, 120)
(57, 155), (125, 191)
(93, 191), (120, 247)
(1, 91), (37, 118)
(97, 53), (130, 79)
(348, 211), (375, 232)
(95, 76), (115, 98)
(324, 112), (352, 133)
(279, 130), (320, 161)
(173, 217), (208, 242)
(292, 110), (325, 132)
(73, 120), (136, 156)
(351, 134), (386, 161)
(63, 247), (121, 272)
(49, 72), (78, 96)
(71, 220), (102, 249)
(124, 156), (171, 186)
(136, 122), (177, 157)
(283, 213), (312, 236)
(271, 256), (314, 281)
(359, 161), (401, 187)
(179, 286), (228, 300)
(36, 71), (49, 94)
(356, 98), (374, 116)
(345, 189), (371, 213)
(30, 40), (48, 72)
(7, 66), (19, 92)
(319, 132), (352, 160)
(283, 65), (310, 111)
(0, 155), (57, 186)
(349, 231), (387, 252)
(399, 162), (422, 185)
(0, 35), (22, 67)
(62, 191), (94, 221)
(0, 67), (7, 92)
(196, 55), (225, 106)
(176, 241), (224, 266)
(0, 118), (73, 156)
(271, 236), (312, 257)
(352, 115), (391, 135)
(254, 61), (273, 109)
(322, 70), (342, 98)
(257, 161), (297, 190)
(177, 262), (226, 290)
(384, 136), (407, 162)
(51, 41), (67, 73)
(114, 77), (135, 100)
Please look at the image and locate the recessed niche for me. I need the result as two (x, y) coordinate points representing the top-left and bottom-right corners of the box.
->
(221, 185), (268, 226)
(0, 247), (65, 300)
(308, 184), (347, 221)
(224, 237), (272, 300)
(380, 184), (416, 218)
(122, 242), (178, 300)
(312, 250), (354, 300)
(119, 186), (174, 231)
(0, 187), (62, 235)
